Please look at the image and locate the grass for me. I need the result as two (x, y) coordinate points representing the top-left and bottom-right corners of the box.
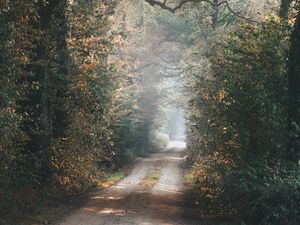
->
(98, 171), (127, 189)
(140, 168), (161, 187)
(184, 170), (194, 184)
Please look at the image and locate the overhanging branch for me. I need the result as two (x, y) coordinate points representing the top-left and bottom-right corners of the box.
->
(144, 0), (259, 23)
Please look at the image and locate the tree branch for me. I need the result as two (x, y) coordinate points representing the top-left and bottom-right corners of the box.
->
(144, 0), (259, 23)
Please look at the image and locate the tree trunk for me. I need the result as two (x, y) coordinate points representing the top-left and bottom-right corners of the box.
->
(22, 0), (61, 181)
(52, 0), (70, 138)
(287, 9), (300, 162)
(279, 0), (292, 20)
(212, 0), (220, 30)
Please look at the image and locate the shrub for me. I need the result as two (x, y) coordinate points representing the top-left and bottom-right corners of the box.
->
(148, 130), (170, 151)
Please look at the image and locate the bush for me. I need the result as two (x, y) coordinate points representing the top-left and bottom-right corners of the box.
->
(148, 130), (170, 151)
(192, 158), (300, 224)
(186, 18), (300, 224)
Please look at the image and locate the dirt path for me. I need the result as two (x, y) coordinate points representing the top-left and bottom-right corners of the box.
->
(58, 141), (205, 225)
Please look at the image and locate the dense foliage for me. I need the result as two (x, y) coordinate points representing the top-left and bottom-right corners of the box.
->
(185, 7), (300, 225)
(0, 1), (169, 223)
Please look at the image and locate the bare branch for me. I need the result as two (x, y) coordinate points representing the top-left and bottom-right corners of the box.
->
(144, 0), (259, 24)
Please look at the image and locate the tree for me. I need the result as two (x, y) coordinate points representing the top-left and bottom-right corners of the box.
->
(17, 0), (67, 182)
(0, 0), (22, 188)
(287, 6), (300, 162)
(279, 0), (292, 19)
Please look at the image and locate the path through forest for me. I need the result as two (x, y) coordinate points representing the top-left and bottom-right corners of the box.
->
(58, 141), (207, 225)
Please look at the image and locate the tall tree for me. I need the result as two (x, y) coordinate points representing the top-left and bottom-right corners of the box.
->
(18, 0), (66, 181)
(212, 0), (220, 29)
(287, 7), (300, 162)
(279, 0), (292, 20)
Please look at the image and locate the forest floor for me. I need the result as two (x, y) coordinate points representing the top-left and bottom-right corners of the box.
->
(55, 141), (217, 225)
